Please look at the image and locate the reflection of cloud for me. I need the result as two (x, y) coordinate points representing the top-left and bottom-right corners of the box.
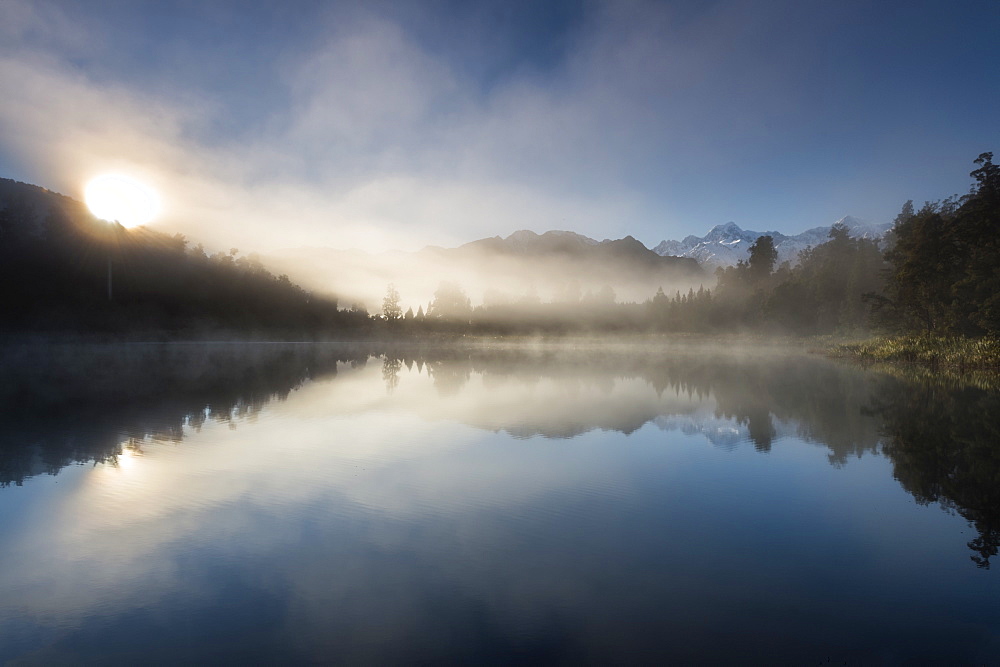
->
(0, 364), (658, 629)
(0, 358), (736, 625)
(297, 362), (716, 440)
(0, 349), (930, 663)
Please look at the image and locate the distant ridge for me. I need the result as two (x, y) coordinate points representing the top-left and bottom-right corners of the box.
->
(266, 229), (706, 310)
(652, 216), (892, 268)
(448, 229), (701, 272)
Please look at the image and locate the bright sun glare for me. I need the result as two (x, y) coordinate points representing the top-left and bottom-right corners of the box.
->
(85, 174), (161, 228)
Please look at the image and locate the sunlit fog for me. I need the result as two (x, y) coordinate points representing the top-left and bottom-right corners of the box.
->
(1, 0), (998, 663)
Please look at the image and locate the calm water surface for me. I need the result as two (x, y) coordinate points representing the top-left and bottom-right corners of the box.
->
(0, 342), (998, 664)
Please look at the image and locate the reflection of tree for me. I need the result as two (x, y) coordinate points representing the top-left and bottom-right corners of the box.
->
(6, 341), (995, 573)
(2, 344), (892, 484)
(743, 405), (775, 452)
(685, 354), (881, 462)
(426, 358), (473, 397)
(871, 379), (1000, 568)
(380, 346), (885, 455)
(382, 356), (402, 393)
(0, 343), (376, 486)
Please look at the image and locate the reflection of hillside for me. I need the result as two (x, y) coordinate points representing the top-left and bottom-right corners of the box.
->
(381, 347), (884, 459)
(394, 347), (1000, 568)
(0, 343), (375, 486)
(10, 339), (996, 576)
(870, 379), (1000, 568)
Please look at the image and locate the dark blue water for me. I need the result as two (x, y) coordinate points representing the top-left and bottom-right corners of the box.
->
(1, 343), (997, 664)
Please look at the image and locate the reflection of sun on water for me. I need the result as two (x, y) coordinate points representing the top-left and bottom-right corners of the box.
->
(111, 443), (143, 471)
(85, 174), (161, 228)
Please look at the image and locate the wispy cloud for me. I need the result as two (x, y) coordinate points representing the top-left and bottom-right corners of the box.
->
(1, 0), (996, 255)
(0, 1), (661, 252)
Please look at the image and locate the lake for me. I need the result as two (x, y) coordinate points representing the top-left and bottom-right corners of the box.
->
(1, 341), (998, 664)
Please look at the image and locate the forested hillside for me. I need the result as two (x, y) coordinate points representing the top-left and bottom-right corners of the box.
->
(875, 152), (1000, 335)
(3, 151), (996, 340)
(387, 152), (998, 337)
(0, 179), (364, 337)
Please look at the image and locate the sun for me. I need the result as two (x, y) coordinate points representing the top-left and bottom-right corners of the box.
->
(85, 174), (161, 228)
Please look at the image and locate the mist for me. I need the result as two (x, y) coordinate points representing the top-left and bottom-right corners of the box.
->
(0, 1), (669, 254)
(3, 3), (1000, 663)
(264, 229), (706, 313)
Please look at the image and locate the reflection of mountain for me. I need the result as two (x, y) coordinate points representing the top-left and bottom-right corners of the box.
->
(6, 342), (998, 568)
(653, 414), (800, 451)
(374, 346), (885, 460)
(2, 343), (884, 485)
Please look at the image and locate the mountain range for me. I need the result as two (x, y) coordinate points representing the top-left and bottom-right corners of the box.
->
(268, 216), (893, 310)
(1, 175), (891, 312)
(651, 216), (892, 268)
(266, 229), (706, 310)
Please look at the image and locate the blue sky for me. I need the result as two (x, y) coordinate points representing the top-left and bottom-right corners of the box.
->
(0, 0), (997, 252)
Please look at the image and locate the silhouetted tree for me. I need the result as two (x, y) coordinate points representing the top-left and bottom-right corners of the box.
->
(882, 201), (959, 332)
(748, 235), (777, 282)
(428, 281), (472, 322)
(382, 283), (402, 322)
(875, 153), (1000, 335)
(952, 152), (1000, 333)
(0, 178), (361, 338)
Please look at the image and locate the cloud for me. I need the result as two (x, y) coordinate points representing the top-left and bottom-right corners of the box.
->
(3, 0), (991, 260)
(0, 0), (689, 255)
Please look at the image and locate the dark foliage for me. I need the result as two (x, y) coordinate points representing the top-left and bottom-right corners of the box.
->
(637, 224), (887, 335)
(439, 152), (992, 337)
(871, 377), (1000, 568)
(879, 152), (1000, 335)
(0, 179), (365, 338)
(3, 151), (996, 339)
(4, 340), (996, 568)
(0, 342), (377, 486)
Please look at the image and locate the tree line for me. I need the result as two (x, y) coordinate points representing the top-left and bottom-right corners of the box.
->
(2, 151), (995, 339)
(0, 181), (368, 338)
(377, 152), (998, 338)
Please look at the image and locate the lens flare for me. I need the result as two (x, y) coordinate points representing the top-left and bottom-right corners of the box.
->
(85, 174), (161, 227)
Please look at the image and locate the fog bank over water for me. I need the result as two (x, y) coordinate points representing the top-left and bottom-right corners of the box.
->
(264, 230), (705, 310)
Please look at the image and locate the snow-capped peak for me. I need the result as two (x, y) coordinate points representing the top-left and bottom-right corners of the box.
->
(652, 216), (890, 267)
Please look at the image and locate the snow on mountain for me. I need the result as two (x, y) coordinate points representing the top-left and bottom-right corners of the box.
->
(653, 216), (892, 268)
(653, 413), (801, 450)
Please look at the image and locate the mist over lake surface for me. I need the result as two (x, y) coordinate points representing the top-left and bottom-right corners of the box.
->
(1, 342), (998, 663)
